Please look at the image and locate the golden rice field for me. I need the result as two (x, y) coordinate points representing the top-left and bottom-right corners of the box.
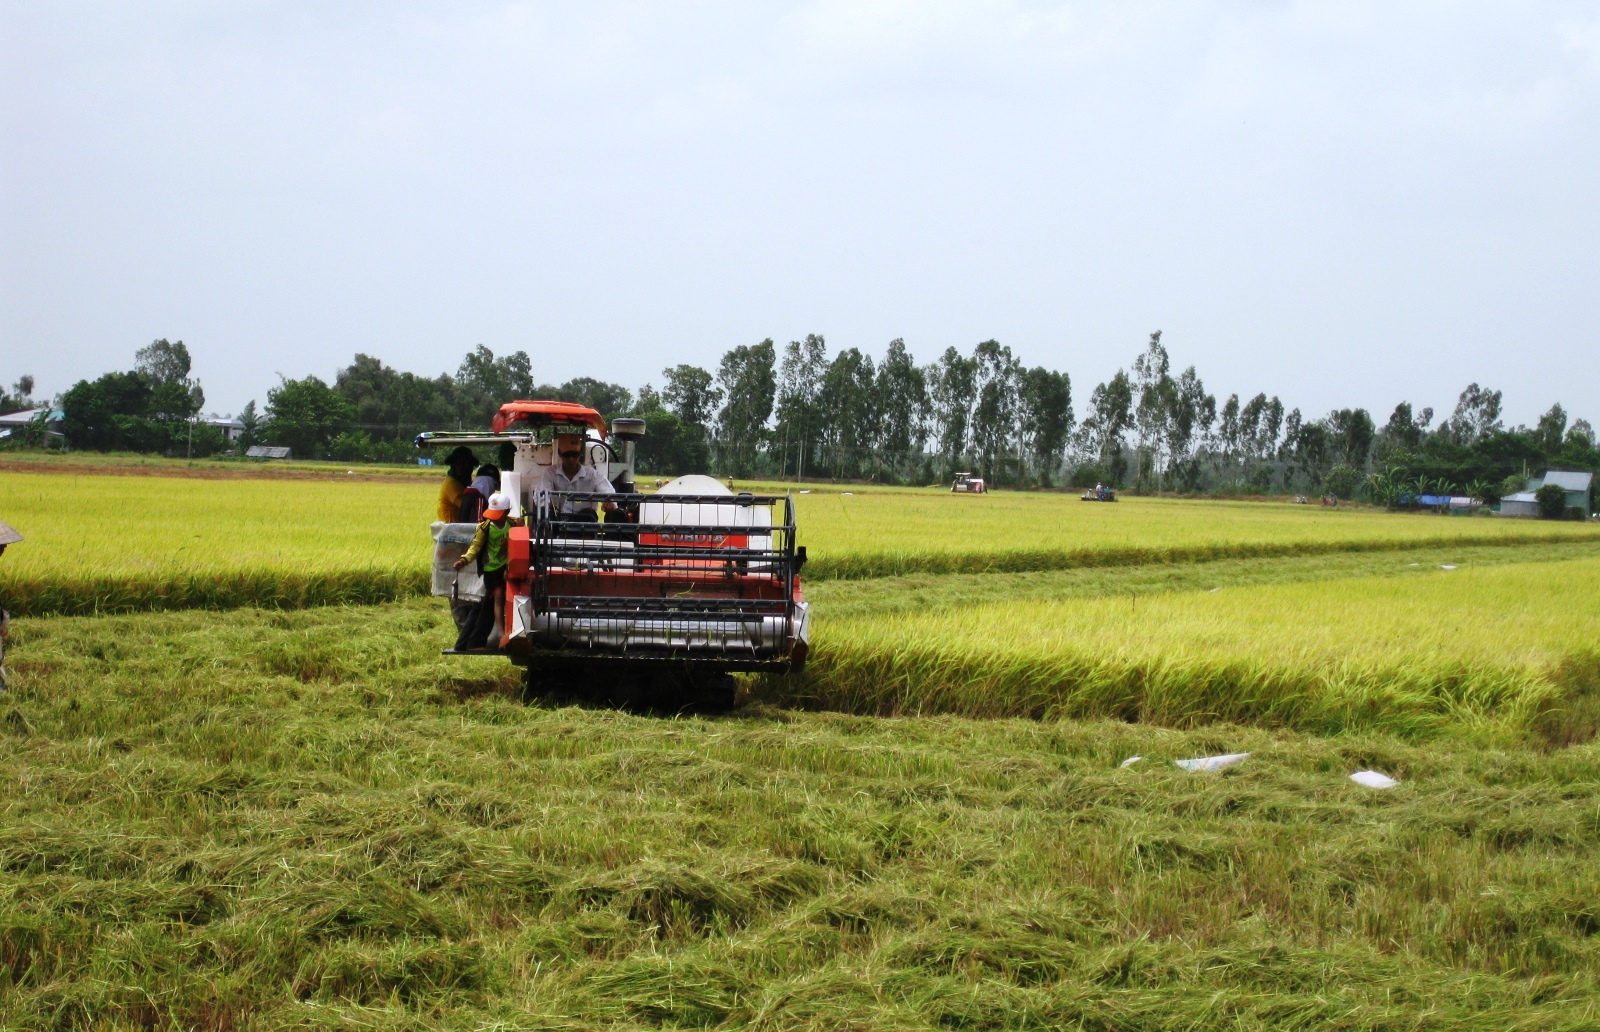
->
(1, 473), (432, 615)
(3, 469), (1597, 615)
(778, 487), (1600, 577)
(780, 557), (1600, 738)
(6, 462), (1600, 1024)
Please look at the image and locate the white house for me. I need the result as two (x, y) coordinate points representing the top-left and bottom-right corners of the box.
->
(200, 415), (247, 441)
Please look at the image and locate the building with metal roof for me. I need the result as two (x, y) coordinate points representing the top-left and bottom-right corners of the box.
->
(1497, 470), (1593, 518)
(200, 415), (246, 441)
(1534, 471), (1593, 516)
(0, 407), (61, 427)
(0, 407), (64, 444)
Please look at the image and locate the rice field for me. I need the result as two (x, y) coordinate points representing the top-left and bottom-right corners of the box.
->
(0, 472), (431, 615)
(5, 463), (1600, 1024)
(782, 556), (1600, 738)
(4, 469), (1597, 616)
(4, 601), (1600, 1028)
(779, 487), (1600, 578)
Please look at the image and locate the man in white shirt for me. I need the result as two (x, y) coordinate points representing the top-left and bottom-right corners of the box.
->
(537, 433), (617, 520)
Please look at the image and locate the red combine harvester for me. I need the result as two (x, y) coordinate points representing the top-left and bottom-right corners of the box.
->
(418, 401), (809, 708)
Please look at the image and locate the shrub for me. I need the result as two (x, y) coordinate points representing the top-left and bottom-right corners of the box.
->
(265, 375), (355, 459)
(1067, 464), (1110, 489)
(1535, 483), (1569, 520)
(1324, 463), (1362, 500)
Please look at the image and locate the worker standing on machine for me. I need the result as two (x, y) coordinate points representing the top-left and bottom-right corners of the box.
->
(539, 433), (617, 522)
(435, 446), (479, 636)
(452, 491), (515, 651)
(437, 446), (477, 523)
(456, 462), (501, 523)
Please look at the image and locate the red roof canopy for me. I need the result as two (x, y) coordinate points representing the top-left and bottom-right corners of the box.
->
(491, 400), (608, 435)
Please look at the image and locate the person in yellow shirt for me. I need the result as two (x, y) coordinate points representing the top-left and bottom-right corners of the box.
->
(437, 447), (477, 523)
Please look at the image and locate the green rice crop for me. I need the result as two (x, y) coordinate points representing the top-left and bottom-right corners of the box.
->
(781, 557), (1600, 738)
(5, 600), (1600, 1027)
(5, 470), (1597, 615)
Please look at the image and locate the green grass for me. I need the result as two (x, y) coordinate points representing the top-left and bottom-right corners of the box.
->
(784, 556), (1600, 738)
(5, 470), (1598, 616)
(6, 600), (1600, 1028)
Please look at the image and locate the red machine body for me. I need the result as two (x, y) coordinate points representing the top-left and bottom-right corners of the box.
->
(420, 413), (808, 700)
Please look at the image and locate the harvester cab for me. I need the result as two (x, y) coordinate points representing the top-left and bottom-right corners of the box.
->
(418, 402), (809, 707)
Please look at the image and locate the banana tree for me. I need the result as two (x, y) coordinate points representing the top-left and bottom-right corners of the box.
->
(1366, 466), (1406, 508)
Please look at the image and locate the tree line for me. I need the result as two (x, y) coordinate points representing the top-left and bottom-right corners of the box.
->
(11, 333), (1597, 502)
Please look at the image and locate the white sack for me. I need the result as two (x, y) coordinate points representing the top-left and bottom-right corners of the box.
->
(430, 522), (486, 602)
(1174, 752), (1251, 772)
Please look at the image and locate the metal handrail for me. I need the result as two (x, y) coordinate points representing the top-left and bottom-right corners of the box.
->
(541, 490), (795, 509)
(530, 491), (800, 647)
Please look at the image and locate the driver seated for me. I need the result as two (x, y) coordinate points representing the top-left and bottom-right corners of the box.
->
(538, 432), (617, 522)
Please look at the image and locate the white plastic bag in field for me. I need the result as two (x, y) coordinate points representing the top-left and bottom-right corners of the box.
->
(1174, 752), (1250, 772)
(1349, 770), (1399, 789)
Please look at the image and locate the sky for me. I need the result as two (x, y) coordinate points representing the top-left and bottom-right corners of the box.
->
(3, 1), (1598, 428)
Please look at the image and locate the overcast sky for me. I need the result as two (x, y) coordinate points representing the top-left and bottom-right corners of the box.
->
(3, 1), (1598, 427)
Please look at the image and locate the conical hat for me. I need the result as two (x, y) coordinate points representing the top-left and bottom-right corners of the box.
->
(0, 521), (22, 546)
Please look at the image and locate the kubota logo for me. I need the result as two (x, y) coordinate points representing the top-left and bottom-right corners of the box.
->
(642, 532), (748, 548)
